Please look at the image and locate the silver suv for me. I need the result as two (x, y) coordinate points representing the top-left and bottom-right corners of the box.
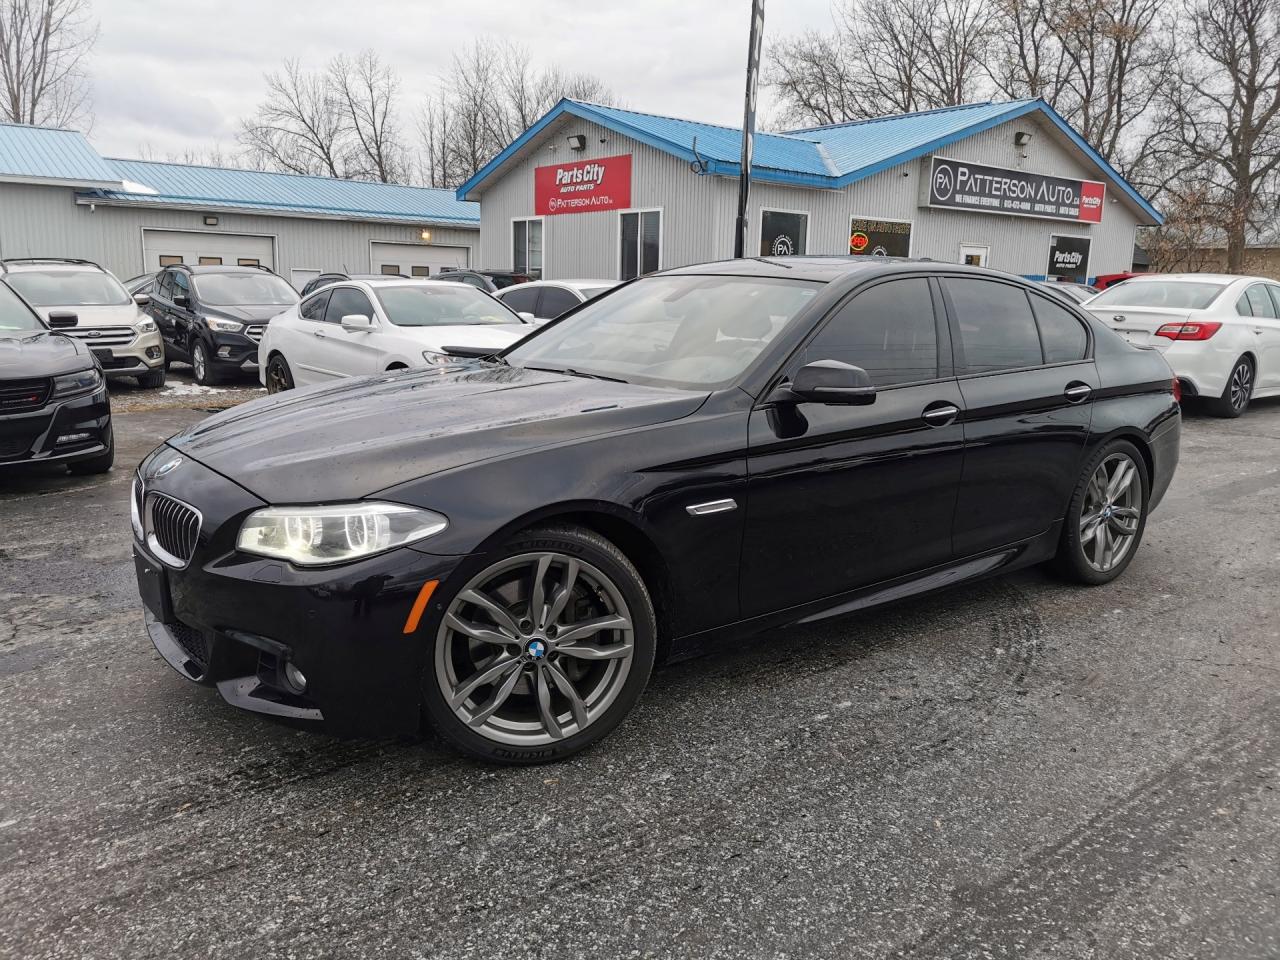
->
(0, 259), (166, 388)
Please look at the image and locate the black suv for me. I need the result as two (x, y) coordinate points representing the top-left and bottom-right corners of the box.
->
(439, 268), (531, 290)
(0, 279), (113, 474)
(298, 272), (405, 298)
(146, 265), (299, 385)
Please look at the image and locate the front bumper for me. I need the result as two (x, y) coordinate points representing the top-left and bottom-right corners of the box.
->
(0, 386), (112, 467)
(207, 330), (260, 372)
(131, 455), (464, 735)
(91, 329), (165, 377)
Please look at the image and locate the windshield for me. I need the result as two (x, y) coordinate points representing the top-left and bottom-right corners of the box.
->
(192, 273), (299, 306)
(0, 282), (44, 333)
(1089, 280), (1226, 310)
(505, 275), (821, 389)
(376, 285), (522, 326)
(5, 269), (130, 307)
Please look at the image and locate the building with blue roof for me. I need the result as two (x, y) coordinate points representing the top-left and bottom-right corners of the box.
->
(0, 122), (480, 288)
(458, 98), (1159, 285)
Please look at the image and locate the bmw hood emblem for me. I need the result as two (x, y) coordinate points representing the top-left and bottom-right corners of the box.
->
(152, 456), (183, 479)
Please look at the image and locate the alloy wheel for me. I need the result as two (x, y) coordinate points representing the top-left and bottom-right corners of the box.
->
(1079, 453), (1143, 573)
(267, 359), (289, 394)
(435, 552), (635, 746)
(1230, 360), (1253, 413)
(193, 343), (207, 383)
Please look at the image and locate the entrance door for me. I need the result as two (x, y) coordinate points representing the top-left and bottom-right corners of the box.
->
(740, 275), (965, 616)
(959, 244), (989, 267)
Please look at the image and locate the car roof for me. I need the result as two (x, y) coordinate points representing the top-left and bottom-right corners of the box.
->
(501, 279), (617, 290)
(1117, 273), (1258, 284)
(660, 255), (1014, 283)
(1, 258), (107, 273)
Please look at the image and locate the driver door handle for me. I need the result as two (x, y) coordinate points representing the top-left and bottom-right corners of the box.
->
(1064, 382), (1092, 403)
(921, 403), (960, 427)
(313, 329), (327, 339)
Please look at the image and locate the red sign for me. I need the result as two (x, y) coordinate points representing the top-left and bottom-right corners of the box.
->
(534, 154), (632, 216)
(1078, 181), (1105, 223)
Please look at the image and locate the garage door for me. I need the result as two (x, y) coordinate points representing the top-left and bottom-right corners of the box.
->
(142, 230), (275, 272)
(370, 241), (469, 278)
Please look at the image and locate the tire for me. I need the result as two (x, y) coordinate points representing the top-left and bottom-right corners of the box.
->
(1051, 438), (1150, 585)
(1206, 355), (1254, 418)
(265, 354), (294, 394)
(136, 366), (166, 389)
(67, 441), (114, 476)
(190, 340), (221, 386)
(422, 525), (656, 764)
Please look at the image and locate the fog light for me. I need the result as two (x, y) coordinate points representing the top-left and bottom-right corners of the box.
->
(283, 660), (307, 694)
(56, 432), (92, 445)
(146, 346), (162, 360)
(216, 346), (232, 358)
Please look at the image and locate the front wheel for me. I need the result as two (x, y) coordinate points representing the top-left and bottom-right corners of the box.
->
(1051, 439), (1150, 585)
(136, 366), (166, 389)
(422, 525), (656, 764)
(1207, 356), (1254, 418)
(190, 340), (221, 386)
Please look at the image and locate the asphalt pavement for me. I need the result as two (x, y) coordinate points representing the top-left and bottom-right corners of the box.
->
(1, 395), (1278, 960)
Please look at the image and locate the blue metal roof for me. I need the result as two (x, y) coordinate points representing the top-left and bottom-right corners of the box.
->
(88, 158), (479, 226)
(457, 98), (1161, 224)
(0, 122), (122, 186)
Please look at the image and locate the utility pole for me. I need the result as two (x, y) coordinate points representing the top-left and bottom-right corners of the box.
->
(734, 0), (766, 259)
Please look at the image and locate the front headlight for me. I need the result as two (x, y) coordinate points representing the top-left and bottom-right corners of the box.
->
(135, 317), (157, 334)
(236, 502), (448, 566)
(51, 367), (102, 398)
(206, 316), (244, 332)
(422, 350), (454, 365)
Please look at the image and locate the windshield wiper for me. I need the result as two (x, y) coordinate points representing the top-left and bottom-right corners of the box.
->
(523, 364), (628, 384)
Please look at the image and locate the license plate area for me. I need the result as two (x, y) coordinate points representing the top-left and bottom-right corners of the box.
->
(91, 347), (115, 363)
(134, 548), (175, 623)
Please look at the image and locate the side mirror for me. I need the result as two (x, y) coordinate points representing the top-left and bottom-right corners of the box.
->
(173, 295), (190, 309)
(774, 359), (876, 405)
(518, 312), (537, 322)
(133, 293), (151, 306)
(47, 311), (79, 329)
(341, 313), (375, 333)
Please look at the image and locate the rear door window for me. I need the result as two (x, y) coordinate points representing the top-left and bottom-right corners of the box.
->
(501, 286), (541, 315)
(1029, 294), (1089, 363)
(300, 291), (331, 322)
(945, 278), (1043, 374)
(1245, 284), (1278, 318)
(539, 287), (581, 318)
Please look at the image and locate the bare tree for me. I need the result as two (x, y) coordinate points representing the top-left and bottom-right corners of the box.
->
(766, 0), (992, 127)
(331, 50), (405, 183)
(1153, 0), (1280, 271)
(0, 0), (96, 129)
(241, 59), (350, 177)
(1143, 181), (1229, 272)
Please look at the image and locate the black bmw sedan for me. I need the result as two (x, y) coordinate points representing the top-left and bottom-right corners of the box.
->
(132, 257), (1180, 763)
(0, 281), (113, 474)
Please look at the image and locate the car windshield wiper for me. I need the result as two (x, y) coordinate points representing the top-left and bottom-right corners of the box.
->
(522, 364), (629, 384)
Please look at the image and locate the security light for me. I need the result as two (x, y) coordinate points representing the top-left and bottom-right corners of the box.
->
(1014, 131), (1033, 147)
(567, 134), (587, 151)
(420, 229), (432, 243)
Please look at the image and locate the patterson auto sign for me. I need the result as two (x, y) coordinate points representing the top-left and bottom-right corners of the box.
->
(925, 156), (1105, 223)
(534, 154), (632, 216)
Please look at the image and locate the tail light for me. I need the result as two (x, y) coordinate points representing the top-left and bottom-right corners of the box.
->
(1155, 321), (1222, 341)
(1172, 376), (1182, 404)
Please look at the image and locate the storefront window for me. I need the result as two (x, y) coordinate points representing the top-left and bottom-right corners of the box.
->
(513, 218), (544, 279)
(760, 210), (808, 256)
(620, 210), (661, 280)
(849, 217), (912, 257)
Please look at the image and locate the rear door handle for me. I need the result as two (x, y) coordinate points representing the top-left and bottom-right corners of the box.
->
(1064, 382), (1092, 403)
(313, 329), (326, 339)
(921, 403), (960, 427)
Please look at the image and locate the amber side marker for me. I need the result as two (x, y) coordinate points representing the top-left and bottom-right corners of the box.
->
(403, 579), (439, 634)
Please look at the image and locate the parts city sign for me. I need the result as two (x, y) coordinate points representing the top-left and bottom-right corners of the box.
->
(925, 156), (1106, 223)
(534, 154), (632, 216)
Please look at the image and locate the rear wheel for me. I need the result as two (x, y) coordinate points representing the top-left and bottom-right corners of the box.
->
(136, 366), (166, 389)
(266, 354), (294, 394)
(1052, 439), (1149, 585)
(1207, 356), (1254, 418)
(422, 525), (656, 764)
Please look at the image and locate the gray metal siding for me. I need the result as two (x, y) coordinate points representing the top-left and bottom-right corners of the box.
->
(474, 113), (1142, 281)
(0, 182), (479, 282)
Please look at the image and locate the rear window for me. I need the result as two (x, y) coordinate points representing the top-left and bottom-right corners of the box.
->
(6, 269), (130, 307)
(1089, 281), (1225, 310)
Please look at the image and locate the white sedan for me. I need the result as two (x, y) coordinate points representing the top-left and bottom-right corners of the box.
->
(259, 279), (535, 392)
(495, 279), (619, 322)
(1084, 273), (1280, 417)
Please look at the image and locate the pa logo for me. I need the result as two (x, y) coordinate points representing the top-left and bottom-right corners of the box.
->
(933, 165), (955, 200)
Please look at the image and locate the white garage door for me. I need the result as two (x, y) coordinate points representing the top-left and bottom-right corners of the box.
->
(142, 230), (275, 272)
(370, 241), (469, 277)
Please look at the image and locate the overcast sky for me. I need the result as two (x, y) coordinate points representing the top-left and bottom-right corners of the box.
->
(87, 0), (835, 161)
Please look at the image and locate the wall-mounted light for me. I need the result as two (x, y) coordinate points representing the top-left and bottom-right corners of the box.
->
(567, 134), (587, 151)
(1013, 131), (1033, 147)
(420, 229), (432, 243)
(203, 215), (219, 226)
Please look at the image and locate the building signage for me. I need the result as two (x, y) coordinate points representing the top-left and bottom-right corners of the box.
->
(1046, 235), (1092, 283)
(849, 217), (912, 257)
(925, 156), (1105, 223)
(534, 154), (632, 216)
(760, 210), (808, 256)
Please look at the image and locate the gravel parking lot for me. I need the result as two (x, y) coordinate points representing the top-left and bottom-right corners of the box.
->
(1, 394), (1278, 960)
